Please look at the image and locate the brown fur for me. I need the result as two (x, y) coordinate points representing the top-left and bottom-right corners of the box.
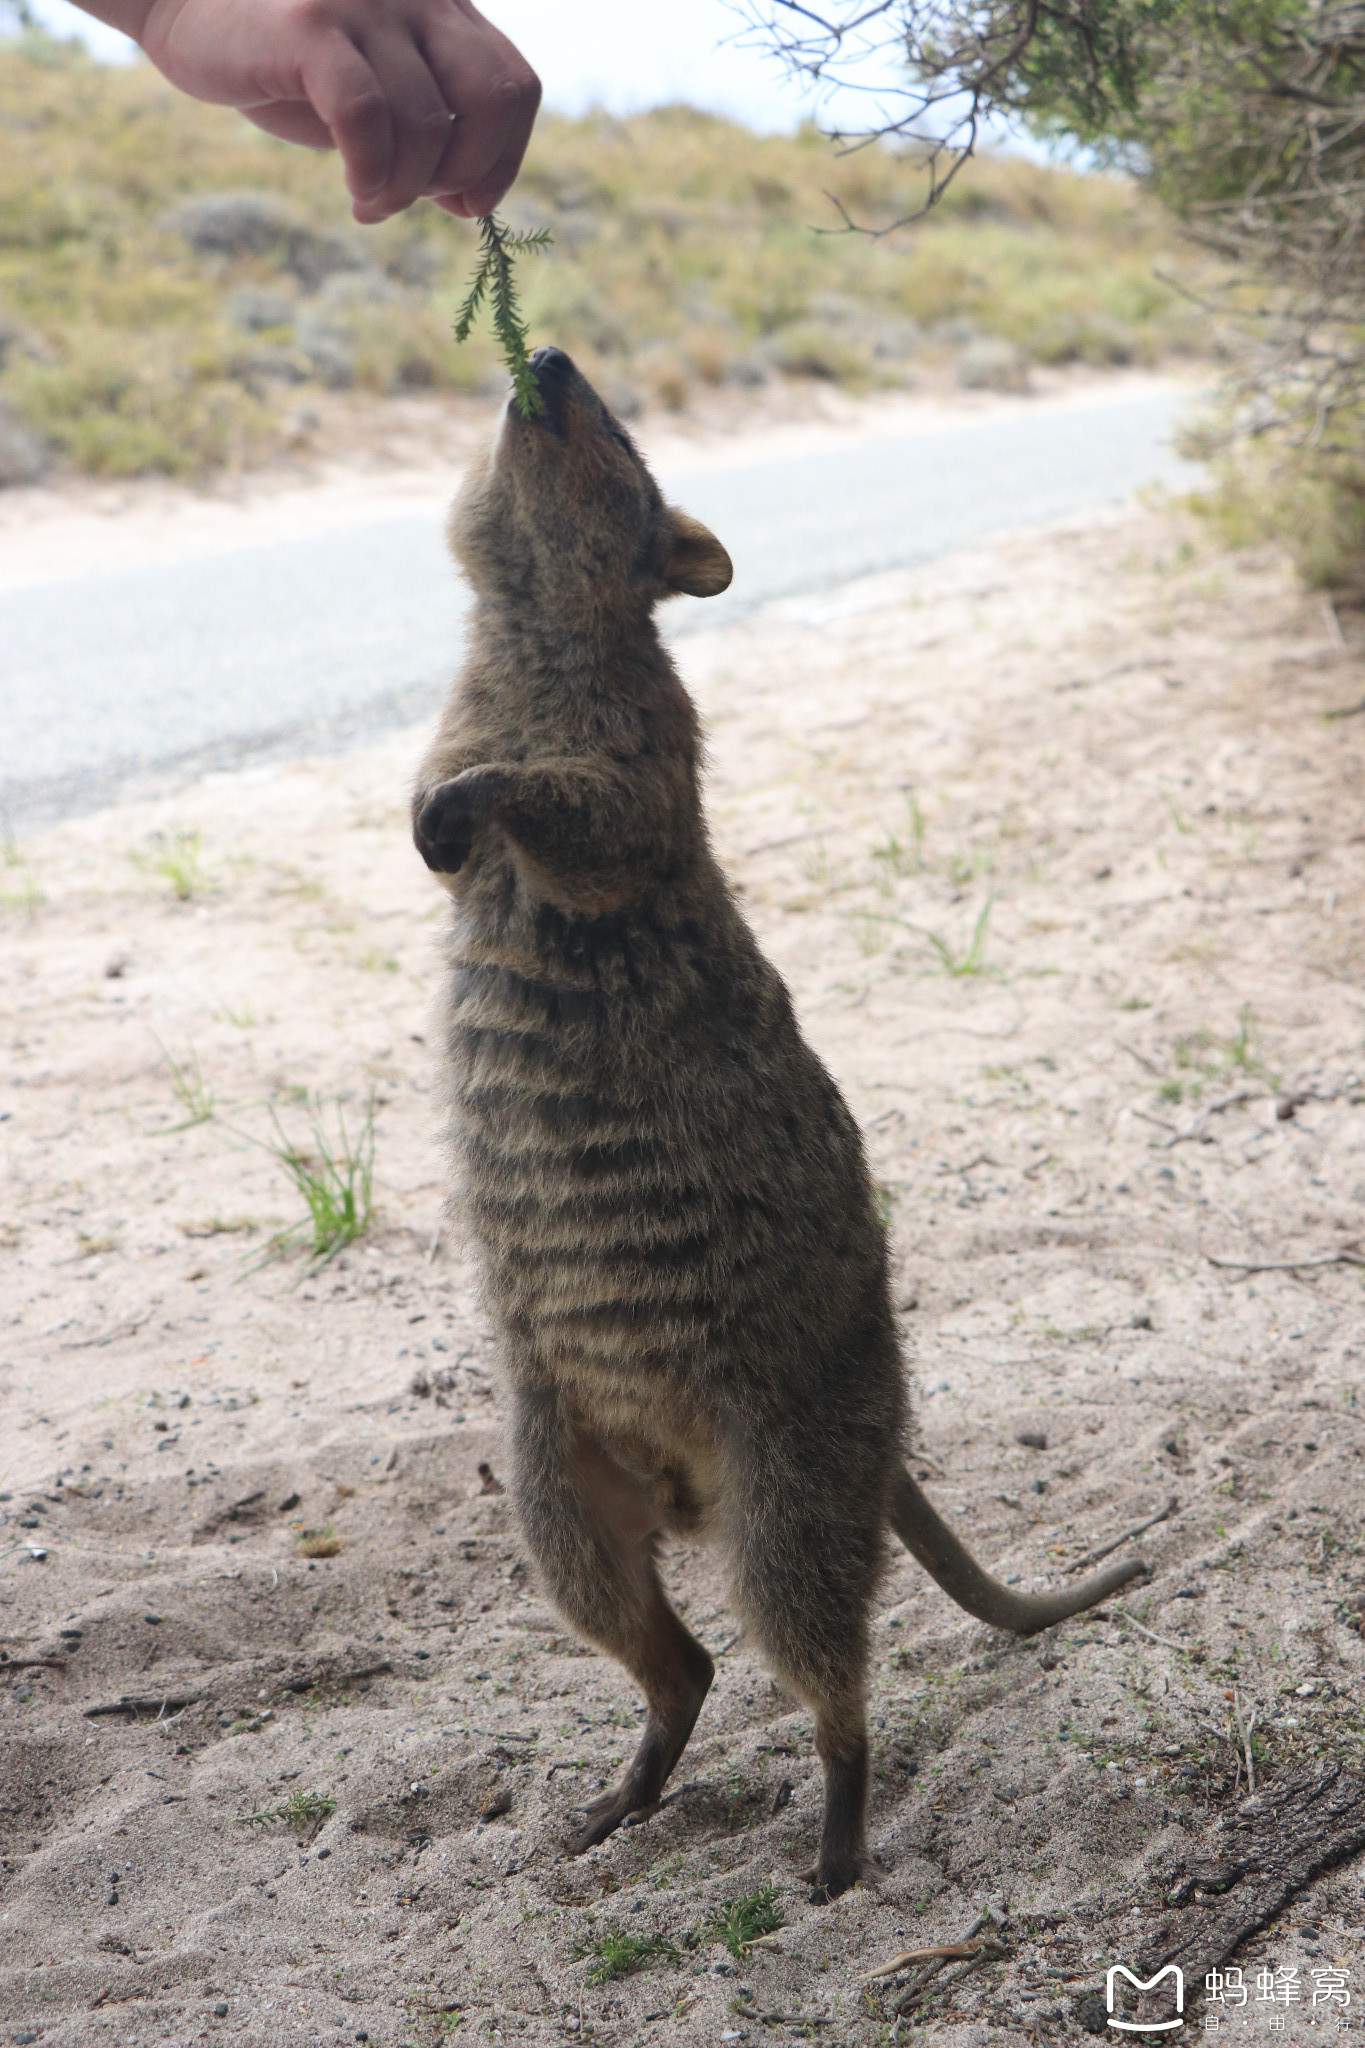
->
(413, 347), (1145, 1899)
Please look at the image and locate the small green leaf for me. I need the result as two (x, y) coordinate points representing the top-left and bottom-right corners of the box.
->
(452, 213), (553, 419)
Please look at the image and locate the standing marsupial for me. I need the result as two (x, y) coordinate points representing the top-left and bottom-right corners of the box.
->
(412, 346), (1147, 1900)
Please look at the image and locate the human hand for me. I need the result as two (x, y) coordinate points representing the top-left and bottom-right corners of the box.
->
(78, 0), (540, 223)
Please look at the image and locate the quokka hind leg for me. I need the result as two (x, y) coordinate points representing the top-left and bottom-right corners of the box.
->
(724, 1445), (886, 1902)
(807, 1686), (871, 1903)
(511, 1384), (714, 1854)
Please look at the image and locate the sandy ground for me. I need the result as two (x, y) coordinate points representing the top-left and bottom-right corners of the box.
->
(4, 492), (1365, 2046)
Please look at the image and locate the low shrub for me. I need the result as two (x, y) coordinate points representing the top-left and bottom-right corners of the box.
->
(0, 33), (1216, 479)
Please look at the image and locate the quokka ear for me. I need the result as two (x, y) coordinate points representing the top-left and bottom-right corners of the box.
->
(662, 509), (733, 598)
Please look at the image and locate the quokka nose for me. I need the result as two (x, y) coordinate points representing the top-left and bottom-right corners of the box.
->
(529, 346), (574, 382)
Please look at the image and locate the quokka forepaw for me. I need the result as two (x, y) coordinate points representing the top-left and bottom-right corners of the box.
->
(414, 768), (510, 875)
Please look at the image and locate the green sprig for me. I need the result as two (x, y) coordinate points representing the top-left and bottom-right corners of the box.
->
(452, 212), (552, 419)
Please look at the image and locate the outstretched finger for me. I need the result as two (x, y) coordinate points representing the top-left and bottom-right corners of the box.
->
(299, 31), (394, 207)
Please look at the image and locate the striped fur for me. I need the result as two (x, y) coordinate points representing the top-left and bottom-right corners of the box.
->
(413, 350), (905, 1899)
(413, 350), (1151, 1897)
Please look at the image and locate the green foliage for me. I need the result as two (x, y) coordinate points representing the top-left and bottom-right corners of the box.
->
(1190, 422), (1365, 597)
(1155, 1004), (1274, 1104)
(923, 897), (993, 976)
(863, 896), (994, 975)
(703, 1884), (784, 1957)
(252, 1091), (375, 1274)
(237, 1788), (336, 1834)
(280, 1788), (335, 1830)
(749, 1), (1365, 580)
(154, 1036), (214, 1128)
(571, 1928), (680, 1985)
(0, 38), (1209, 478)
(130, 827), (204, 899)
(452, 212), (551, 418)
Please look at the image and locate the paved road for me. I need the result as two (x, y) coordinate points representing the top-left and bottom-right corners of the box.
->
(2, 386), (1198, 826)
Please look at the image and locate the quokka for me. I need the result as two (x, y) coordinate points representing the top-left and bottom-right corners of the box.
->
(413, 346), (1146, 1899)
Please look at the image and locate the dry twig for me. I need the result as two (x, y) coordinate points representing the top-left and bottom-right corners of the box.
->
(1162, 1090), (1265, 1149)
(83, 1692), (204, 1718)
(1112, 1609), (1191, 1654)
(1064, 1496), (1177, 1574)
(1234, 1689), (1259, 1795)
(861, 1937), (1009, 1982)
(1207, 1243), (1365, 1273)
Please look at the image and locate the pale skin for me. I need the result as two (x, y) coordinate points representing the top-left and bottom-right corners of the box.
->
(69, 0), (541, 223)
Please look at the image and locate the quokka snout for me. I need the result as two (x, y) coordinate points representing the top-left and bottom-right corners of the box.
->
(413, 346), (1147, 1900)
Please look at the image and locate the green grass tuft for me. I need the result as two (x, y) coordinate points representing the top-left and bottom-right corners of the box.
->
(236, 1788), (336, 1835)
(250, 1091), (374, 1274)
(279, 1788), (335, 1831)
(571, 1929), (680, 1985)
(154, 1035), (214, 1128)
(131, 828), (205, 900)
(704, 1883), (784, 1957)
(921, 897), (994, 977)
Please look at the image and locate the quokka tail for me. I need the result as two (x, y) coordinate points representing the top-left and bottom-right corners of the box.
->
(889, 1467), (1148, 1636)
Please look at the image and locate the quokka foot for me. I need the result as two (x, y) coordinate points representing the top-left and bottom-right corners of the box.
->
(565, 1781), (660, 1855)
(802, 1850), (880, 1905)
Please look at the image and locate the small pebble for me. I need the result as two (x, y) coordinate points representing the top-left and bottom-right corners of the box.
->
(213, 2002), (229, 2017)
(317, 1846), (332, 1859)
